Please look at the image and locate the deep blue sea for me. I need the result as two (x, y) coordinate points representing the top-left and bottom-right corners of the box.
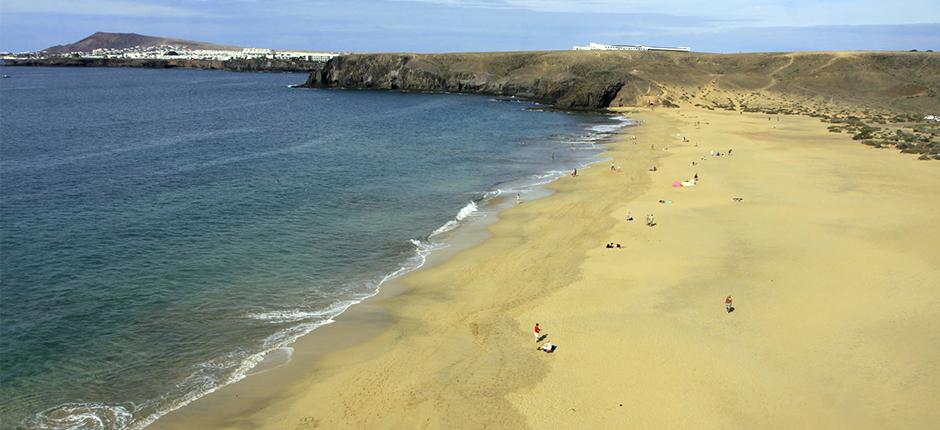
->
(0, 66), (629, 429)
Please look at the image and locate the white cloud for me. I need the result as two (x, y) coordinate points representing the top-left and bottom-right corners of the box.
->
(1, 0), (210, 17)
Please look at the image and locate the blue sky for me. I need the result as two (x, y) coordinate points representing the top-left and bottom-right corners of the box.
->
(1, 0), (938, 53)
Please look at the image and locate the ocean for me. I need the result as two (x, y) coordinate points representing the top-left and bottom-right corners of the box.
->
(0, 66), (631, 429)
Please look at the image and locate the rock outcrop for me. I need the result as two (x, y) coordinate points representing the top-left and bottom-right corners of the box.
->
(304, 51), (940, 113)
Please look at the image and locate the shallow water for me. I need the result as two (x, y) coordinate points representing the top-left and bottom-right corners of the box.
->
(0, 66), (629, 429)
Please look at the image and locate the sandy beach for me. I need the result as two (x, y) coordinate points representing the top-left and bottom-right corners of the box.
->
(153, 106), (940, 429)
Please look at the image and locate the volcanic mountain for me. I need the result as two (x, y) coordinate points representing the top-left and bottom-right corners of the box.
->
(43, 32), (240, 53)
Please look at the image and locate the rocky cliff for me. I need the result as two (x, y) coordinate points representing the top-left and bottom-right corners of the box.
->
(304, 51), (940, 114)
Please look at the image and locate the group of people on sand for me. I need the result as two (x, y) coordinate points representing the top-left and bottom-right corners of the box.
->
(526, 132), (745, 357)
(533, 323), (556, 353)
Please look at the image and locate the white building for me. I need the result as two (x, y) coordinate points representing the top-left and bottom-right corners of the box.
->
(272, 51), (337, 62)
(47, 45), (339, 62)
(241, 47), (274, 56)
(573, 42), (690, 52)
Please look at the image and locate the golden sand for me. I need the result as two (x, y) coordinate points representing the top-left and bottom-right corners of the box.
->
(154, 107), (940, 429)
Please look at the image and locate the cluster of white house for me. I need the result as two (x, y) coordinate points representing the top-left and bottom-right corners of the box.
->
(64, 46), (338, 62)
(573, 42), (691, 52)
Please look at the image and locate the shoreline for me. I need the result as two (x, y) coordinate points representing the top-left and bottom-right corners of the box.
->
(1, 58), (325, 74)
(144, 114), (631, 429)
(154, 104), (940, 429)
(150, 112), (653, 429)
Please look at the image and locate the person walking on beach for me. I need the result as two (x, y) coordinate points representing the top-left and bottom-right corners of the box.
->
(725, 295), (734, 313)
(533, 323), (542, 342)
(516, 193), (521, 205)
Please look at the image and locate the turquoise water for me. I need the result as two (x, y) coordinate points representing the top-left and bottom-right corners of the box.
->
(0, 67), (629, 429)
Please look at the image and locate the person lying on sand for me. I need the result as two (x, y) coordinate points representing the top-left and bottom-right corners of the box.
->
(539, 341), (557, 353)
(649, 166), (657, 172)
(625, 211), (634, 221)
(732, 197), (744, 202)
(646, 214), (656, 227)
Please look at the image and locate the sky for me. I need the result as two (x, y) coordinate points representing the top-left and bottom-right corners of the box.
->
(1, 0), (938, 53)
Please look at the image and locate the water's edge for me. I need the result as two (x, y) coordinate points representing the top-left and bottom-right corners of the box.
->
(142, 115), (636, 429)
(5, 69), (636, 428)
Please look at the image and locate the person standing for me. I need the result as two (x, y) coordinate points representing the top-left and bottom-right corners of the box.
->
(533, 323), (542, 341)
(725, 295), (734, 313)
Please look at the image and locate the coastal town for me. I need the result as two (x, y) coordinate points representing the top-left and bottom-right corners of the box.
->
(0, 33), (692, 62)
(1, 45), (339, 62)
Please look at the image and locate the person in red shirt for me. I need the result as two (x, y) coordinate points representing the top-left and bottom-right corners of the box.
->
(725, 295), (734, 313)
(533, 323), (541, 342)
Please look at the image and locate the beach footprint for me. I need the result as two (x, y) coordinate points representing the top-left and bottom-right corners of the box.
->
(296, 417), (320, 429)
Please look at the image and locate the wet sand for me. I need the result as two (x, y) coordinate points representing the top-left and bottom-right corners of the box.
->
(155, 107), (940, 429)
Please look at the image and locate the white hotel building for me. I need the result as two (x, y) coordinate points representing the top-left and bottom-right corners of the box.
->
(573, 42), (691, 52)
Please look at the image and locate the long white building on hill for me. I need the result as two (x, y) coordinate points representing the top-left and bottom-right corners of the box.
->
(573, 42), (690, 52)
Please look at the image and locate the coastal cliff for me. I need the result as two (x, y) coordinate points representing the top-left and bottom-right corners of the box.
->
(7, 50), (937, 156)
(304, 51), (940, 114)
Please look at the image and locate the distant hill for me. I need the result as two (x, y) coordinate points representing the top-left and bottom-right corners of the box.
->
(43, 32), (241, 53)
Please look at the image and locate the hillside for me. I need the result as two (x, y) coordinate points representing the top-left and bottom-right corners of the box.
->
(305, 50), (940, 157)
(307, 50), (939, 113)
(43, 32), (240, 53)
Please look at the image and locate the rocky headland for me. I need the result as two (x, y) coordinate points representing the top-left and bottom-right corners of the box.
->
(7, 50), (938, 157)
